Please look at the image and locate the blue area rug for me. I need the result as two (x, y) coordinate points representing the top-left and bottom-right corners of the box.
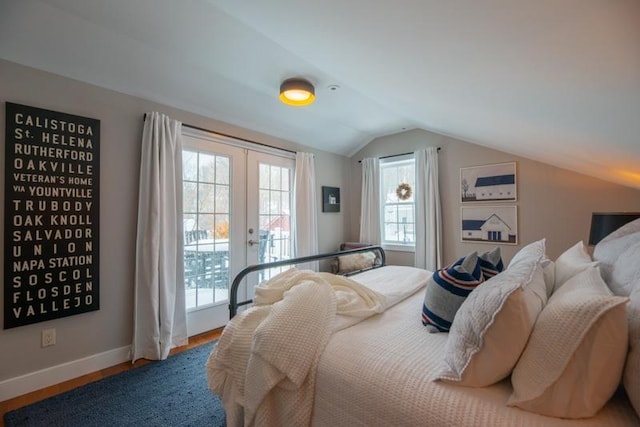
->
(4, 343), (226, 427)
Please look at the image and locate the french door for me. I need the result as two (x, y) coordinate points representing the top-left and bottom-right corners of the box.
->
(182, 129), (295, 336)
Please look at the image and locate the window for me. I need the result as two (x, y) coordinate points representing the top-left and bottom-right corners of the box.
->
(258, 162), (292, 277)
(183, 149), (230, 310)
(380, 157), (415, 248)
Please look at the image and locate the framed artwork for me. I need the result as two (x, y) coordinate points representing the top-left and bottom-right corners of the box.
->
(460, 205), (518, 245)
(322, 186), (340, 212)
(460, 162), (516, 203)
(4, 103), (100, 328)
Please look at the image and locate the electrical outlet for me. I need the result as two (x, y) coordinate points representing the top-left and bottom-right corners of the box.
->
(42, 328), (56, 347)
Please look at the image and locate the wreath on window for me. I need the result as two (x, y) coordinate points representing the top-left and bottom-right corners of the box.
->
(396, 182), (413, 200)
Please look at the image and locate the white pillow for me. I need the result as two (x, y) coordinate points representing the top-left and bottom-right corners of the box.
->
(592, 220), (640, 419)
(508, 238), (546, 268)
(610, 240), (640, 296)
(337, 252), (376, 274)
(541, 257), (555, 298)
(553, 241), (598, 292)
(434, 239), (547, 387)
(624, 287), (640, 418)
(508, 267), (629, 418)
(610, 240), (640, 419)
(593, 218), (640, 287)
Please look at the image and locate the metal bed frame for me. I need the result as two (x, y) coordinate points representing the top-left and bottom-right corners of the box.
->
(229, 245), (386, 318)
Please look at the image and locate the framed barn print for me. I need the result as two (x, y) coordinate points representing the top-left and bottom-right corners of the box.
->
(460, 162), (516, 203)
(461, 205), (518, 244)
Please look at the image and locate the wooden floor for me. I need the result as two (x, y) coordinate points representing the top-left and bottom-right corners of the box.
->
(0, 328), (222, 427)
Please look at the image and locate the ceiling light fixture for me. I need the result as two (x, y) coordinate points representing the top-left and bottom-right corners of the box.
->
(279, 78), (315, 106)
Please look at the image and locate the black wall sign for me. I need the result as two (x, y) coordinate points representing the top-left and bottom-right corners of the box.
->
(4, 102), (100, 329)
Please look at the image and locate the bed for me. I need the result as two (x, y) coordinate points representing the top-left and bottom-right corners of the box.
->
(207, 229), (640, 426)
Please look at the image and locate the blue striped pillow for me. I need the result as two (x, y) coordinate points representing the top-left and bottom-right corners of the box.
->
(422, 252), (484, 332)
(479, 247), (504, 280)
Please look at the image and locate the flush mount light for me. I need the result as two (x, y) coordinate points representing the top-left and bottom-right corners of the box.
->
(279, 78), (315, 106)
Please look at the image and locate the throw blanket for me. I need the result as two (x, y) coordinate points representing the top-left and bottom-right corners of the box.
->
(206, 268), (387, 427)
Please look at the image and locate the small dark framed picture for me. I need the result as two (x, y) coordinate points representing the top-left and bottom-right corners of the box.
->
(322, 186), (340, 212)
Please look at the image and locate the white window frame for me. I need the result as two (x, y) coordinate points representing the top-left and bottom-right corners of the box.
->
(380, 154), (416, 253)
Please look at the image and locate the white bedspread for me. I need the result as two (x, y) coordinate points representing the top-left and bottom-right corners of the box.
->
(208, 264), (638, 426)
(207, 267), (417, 427)
(312, 290), (640, 427)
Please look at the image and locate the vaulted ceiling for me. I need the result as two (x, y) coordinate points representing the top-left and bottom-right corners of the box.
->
(1, 0), (639, 188)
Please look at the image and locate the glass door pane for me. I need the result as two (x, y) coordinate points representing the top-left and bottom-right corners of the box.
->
(182, 132), (245, 336)
(183, 151), (231, 310)
(247, 152), (295, 286)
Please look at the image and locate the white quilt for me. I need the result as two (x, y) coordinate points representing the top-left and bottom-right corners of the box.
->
(206, 267), (417, 427)
(312, 290), (639, 427)
(207, 264), (638, 426)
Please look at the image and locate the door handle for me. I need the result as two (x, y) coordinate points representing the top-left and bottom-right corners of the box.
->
(248, 239), (259, 246)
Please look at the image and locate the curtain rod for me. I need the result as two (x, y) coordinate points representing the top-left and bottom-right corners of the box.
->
(143, 113), (297, 155)
(357, 147), (441, 163)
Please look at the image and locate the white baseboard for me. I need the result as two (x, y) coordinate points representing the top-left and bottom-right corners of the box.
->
(0, 346), (131, 402)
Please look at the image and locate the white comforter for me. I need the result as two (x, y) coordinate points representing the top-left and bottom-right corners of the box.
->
(208, 264), (640, 427)
(312, 290), (640, 427)
(206, 266), (425, 427)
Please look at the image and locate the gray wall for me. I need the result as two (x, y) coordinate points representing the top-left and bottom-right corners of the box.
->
(0, 59), (351, 382)
(3, 57), (640, 388)
(349, 129), (640, 265)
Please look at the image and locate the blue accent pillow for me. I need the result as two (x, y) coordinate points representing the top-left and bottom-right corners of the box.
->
(479, 247), (504, 280)
(421, 252), (484, 332)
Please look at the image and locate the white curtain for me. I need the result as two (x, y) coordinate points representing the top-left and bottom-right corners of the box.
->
(132, 112), (188, 362)
(293, 152), (318, 270)
(415, 147), (443, 271)
(359, 158), (381, 244)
